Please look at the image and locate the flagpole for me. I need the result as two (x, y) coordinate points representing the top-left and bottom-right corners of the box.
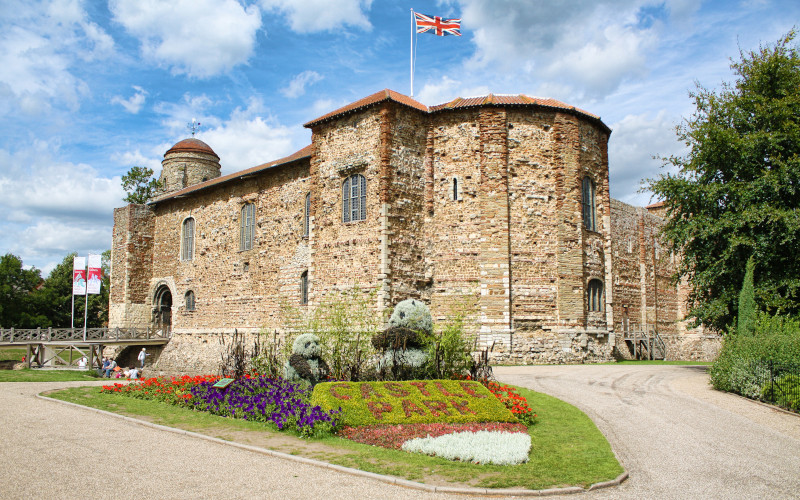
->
(410, 8), (414, 97)
(83, 259), (88, 341)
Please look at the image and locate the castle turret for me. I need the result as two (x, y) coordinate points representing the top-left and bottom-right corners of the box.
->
(159, 138), (221, 194)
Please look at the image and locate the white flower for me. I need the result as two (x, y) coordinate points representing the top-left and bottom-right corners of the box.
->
(401, 431), (531, 465)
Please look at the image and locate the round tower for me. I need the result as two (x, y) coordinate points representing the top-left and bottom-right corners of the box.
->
(159, 138), (221, 194)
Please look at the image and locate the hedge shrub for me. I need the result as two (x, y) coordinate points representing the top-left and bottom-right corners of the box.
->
(311, 379), (517, 426)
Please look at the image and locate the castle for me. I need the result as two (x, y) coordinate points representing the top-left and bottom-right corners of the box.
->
(109, 89), (720, 373)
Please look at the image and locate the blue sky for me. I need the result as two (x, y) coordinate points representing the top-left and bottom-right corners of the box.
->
(1, 0), (798, 275)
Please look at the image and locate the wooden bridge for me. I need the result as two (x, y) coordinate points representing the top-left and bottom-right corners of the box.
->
(0, 327), (170, 369)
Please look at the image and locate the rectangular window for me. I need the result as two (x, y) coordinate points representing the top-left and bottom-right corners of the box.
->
(582, 177), (596, 231)
(181, 218), (194, 261)
(303, 192), (310, 237)
(240, 203), (255, 251)
(300, 271), (308, 305)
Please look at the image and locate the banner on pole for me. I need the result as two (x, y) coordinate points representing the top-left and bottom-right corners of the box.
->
(72, 256), (86, 296)
(87, 254), (102, 295)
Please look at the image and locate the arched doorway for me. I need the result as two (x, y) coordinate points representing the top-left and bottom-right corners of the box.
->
(153, 285), (172, 332)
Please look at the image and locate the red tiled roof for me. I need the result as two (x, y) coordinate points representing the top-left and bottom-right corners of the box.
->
(150, 144), (312, 204)
(646, 201), (665, 209)
(304, 90), (608, 133)
(429, 93), (604, 124)
(304, 89), (428, 128)
(165, 138), (219, 159)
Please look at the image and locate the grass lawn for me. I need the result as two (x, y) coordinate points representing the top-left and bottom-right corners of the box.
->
(609, 360), (710, 365)
(0, 347), (27, 361)
(45, 383), (623, 490)
(0, 369), (103, 382)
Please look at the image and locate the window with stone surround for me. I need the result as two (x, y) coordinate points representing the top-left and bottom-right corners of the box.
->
(587, 279), (603, 312)
(185, 290), (195, 311)
(300, 270), (308, 305)
(342, 174), (366, 223)
(303, 192), (310, 237)
(240, 203), (255, 251)
(582, 176), (596, 231)
(181, 217), (194, 261)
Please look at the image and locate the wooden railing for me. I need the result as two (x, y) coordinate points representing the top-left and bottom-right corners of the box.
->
(0, 327), (170, 343)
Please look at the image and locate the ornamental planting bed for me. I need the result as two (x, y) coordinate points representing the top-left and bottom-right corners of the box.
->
(47, 375), (623, 490)
(101, 375), (537, 463)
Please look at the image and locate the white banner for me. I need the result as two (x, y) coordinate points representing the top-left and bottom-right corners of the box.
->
(87, 254), (102, 295)
(72, 256), (86, 296)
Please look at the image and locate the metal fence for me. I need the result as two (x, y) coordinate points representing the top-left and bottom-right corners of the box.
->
(749, 360), (800, 413)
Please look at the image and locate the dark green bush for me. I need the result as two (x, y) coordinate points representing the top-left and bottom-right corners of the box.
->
(761, 373), (800, 411)
(710, 313), (800, 398)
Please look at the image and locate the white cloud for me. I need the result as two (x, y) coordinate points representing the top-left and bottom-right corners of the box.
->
(449, 0), (660, 101)
(607, 111), (685, 205)
(415, 76), (490, 106)
(109, 0), (262, 78)
(259, 0), (372, 33)
(0, 0), (114, 116)
(0, 143), (125, 273)
(198, 98), (296, 172)
(281, 71), (323, 98)
(111, 85), (148, 114)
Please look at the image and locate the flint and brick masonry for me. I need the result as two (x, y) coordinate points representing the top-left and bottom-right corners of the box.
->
(110, 90), (720, 372)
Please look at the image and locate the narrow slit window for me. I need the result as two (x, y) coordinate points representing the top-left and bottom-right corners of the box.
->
(303, 192), (310, 237)
(185, 290), (195, 311)
(240, 203), (255, 250)
(300, 270), (308, 305)
(582, 176), (596, 231)
(181, 217), (194, 261)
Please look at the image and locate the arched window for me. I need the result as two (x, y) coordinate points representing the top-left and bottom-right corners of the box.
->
(300, 270), (308, 305)
(185, 290), (195, 311)
(582, 176), (596, 231)
(240, 203), (255, 251)
(303, 192), (310, 237)
(587, 279), (604, 312)
(342, 174), (366, 223)
(181, 217), (194, 261)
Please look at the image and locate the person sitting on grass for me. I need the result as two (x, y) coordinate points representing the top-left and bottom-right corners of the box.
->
(104, 358), (117, 378)
(128, 366), (139, 380)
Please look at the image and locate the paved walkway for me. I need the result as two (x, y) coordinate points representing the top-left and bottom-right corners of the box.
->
(494, 365), (800, 499)
(1, 366), (798, 499)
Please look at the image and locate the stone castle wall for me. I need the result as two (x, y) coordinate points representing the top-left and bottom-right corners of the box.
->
(150, 160), (311, 332)
(110, 96), (721, 371)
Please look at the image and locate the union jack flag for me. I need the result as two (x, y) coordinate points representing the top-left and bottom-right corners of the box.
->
(414, 12), (461, 36)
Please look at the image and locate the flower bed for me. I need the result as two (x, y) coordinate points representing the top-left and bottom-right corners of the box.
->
(102, 374), (338, 437)
(339, 422), (528, 449)
(311, 379), (516, 426)
(402, 430), (532, 465)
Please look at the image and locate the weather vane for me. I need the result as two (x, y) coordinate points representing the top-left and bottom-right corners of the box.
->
(188, 118), (201, 136)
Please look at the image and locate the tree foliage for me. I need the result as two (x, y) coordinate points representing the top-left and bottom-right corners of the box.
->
(0, 254), (48, 328)
(122, 166), (161, 204)
(737, 257), (757, 335)
(0, 252), (110, 329)
(648, 31), (800, 331)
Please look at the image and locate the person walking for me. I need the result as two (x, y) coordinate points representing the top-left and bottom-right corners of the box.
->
(137, 348), (148, 369)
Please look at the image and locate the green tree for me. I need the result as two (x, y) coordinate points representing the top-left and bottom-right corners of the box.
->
(122, 166), (161, 204)
(648, 31), (800, 331)
(39, 251), (111, 328)
(0, 254), (49, 328)
(737, 257), (757, 335)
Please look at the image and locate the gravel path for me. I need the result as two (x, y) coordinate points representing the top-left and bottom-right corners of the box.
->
(2, 366), (798, 499)
(494, 365), (800, 499)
